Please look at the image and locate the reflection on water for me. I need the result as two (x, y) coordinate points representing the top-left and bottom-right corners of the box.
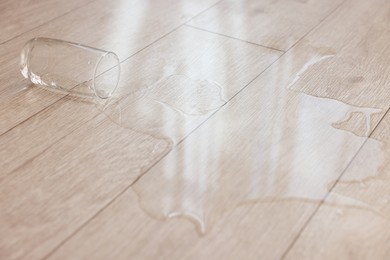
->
(81, 22), (390, 237)
(89, 43), (390, 236)
(288, 32), (390, 109)
(149, 75), (226, 116)
(97, 74), (226, 141)
(286, 41), (390, 220)
(130, 89), (385, 234)
(327, 134), (390, 217)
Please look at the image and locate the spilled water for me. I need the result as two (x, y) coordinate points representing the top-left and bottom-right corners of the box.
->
(326, 131), (390, 217)
(286, 48), (390, 219)
(22, 45), (390, 237)
(126, 51), (390, 236)
(97, 74), (227, 142)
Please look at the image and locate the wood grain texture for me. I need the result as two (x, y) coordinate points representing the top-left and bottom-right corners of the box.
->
(47, 189), (320, 260)
(0, 26), (280, 260)
(45, 21), (387, 258)
(0, 0), (92, 44)
(0, 113), (171, 260)
(2, 0), (390, 259)
(268, 0), (390, 259)
(187, 0), (345, 51)
(43, 0), (390, 259)
(284, 167), (390, 259)
(288, 0), (390, 110)
(284, 117), (390, 260)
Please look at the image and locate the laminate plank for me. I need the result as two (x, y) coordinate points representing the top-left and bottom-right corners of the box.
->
(287, 0), (390, 109)
(187, 0), (345, 51)
(0, 113), (171, 260)
(283, 118), (390, 259)
(0, 0), (91, 44)
(48, 189), (321, 260)
(44, 20), (387, 258)
(0, 0), (220, 136)
(3, 0), (389, 258)
(0, 26), (280, 260)
(261, 0), (390, 258)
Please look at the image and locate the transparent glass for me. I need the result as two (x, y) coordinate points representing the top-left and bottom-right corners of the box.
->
(20, 37), (120, 100)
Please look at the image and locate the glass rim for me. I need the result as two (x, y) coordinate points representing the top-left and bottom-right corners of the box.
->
(93, 51), (121, 99)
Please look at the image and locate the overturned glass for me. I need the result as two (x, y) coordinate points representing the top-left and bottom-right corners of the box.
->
(20, 38), (120, 100)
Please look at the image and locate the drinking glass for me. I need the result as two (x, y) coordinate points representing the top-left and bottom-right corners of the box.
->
(20, 37), (120, 99)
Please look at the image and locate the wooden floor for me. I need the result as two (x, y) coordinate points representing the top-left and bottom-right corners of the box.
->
(1, 0), (390, 259)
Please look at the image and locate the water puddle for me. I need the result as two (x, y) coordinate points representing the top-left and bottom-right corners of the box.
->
(130, 91), (387, 235)
(285, 47), (390, 218)
(148, 75), (226, 116)
(289, 49), (390, 221)
(326, 134), (390, 217)
(288, 42), (390, 109)
(129, 50), (390, 236)
(97, 74), (227, 140)
(22, 45), (389, 238)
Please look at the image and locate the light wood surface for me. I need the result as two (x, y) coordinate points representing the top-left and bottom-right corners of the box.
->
(1, 0), (390, 259)
(283, 0), (390, 252)
(0, 25), (281, 259)
(284, 117), (390, 259)
(187, 0), (345, 51)
(45, 47), (376, 259)
(0, 0), (92, 44)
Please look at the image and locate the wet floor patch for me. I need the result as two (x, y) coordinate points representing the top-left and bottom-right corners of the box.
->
(326, 136), (390, 218)
(127, 48), (390, 235)
(287, 48), (390, 222)
(284, 46), (390, 219)
(97, 74), (227, 139)
(287, 42), (390, 109)
(25, 47), (387, 238)
(130, 89), (386, 235)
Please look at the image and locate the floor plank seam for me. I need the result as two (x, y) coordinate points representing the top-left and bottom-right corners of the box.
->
(6, 0), (357, 258)
(40, 0), (350, 254)
(283, 0), (348, 53)
(1, 111), (102, 182)
(0, 95), (71, 137)
(118, 0), (226, 67)
(41, 40), (290, 260)
(0, 0), (98, 46)
(37, 2), (230, 259)
(275, 3), (387, 254)
(280, 106), (390, 260)
(129, 43), (289, 192)
(0, 1), (225, 140)
(0, 22), (181, 139)
(184, 24), (286, 53)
